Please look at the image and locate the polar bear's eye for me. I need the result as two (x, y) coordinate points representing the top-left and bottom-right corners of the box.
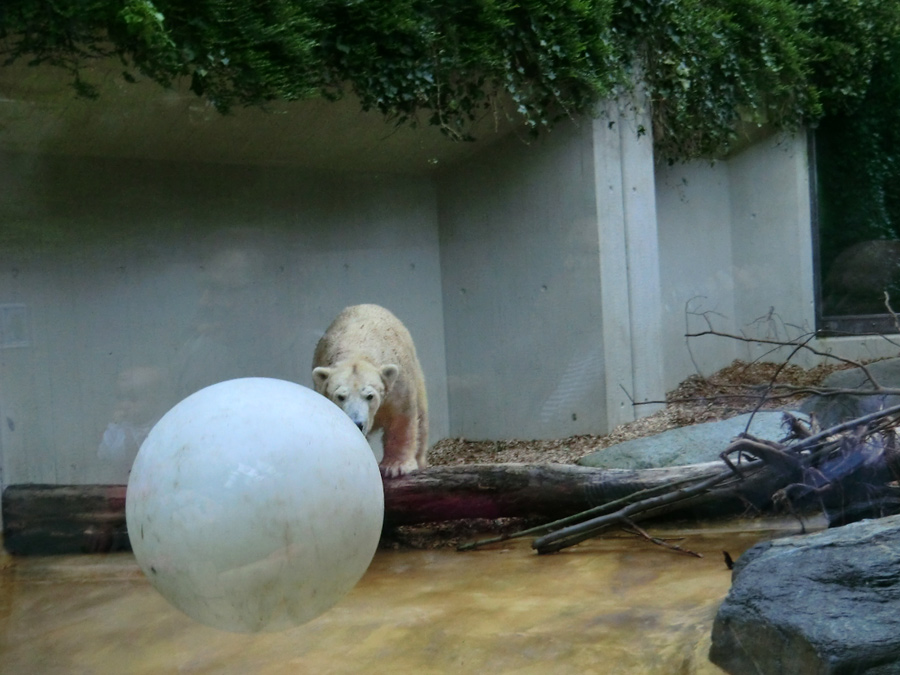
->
(336, 394), (346, 402)
(365, 393), (375, 401)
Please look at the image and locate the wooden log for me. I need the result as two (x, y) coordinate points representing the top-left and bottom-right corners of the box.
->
(382, 462), (744, 525)
(2, 462), (757, 555)
(2, 484), (130, 555)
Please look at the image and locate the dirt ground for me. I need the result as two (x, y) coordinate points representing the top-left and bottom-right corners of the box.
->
(428, 359), (843, 467)
(386, 359), (848, 549)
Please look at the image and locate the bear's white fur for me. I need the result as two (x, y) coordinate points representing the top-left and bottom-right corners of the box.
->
(312, 304), (428, 478)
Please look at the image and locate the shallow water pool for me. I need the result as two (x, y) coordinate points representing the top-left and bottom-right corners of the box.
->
(0, 518), (817, 674)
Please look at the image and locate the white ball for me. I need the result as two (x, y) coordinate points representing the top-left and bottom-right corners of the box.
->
(125, 377), (384, 633)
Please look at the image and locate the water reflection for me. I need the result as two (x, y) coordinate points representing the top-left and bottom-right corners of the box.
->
(174, 228), (292, 397)
(96, 227), (305, 481)
(822, 239), (900, 315)
(97, 366), (167, 469)
(0, 519), (810, 674)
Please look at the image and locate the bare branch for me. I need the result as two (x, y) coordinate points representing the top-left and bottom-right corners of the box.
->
(622, 518), (703, 558)
(685, 327), (886, 389)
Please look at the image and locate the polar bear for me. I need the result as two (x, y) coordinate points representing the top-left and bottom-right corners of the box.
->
(312, 304), (428, 478)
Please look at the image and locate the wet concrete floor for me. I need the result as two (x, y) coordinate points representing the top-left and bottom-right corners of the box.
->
(0, 518), (815, 674)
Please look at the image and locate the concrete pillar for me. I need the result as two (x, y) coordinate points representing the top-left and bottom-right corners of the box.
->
(594, 99), (666, 428)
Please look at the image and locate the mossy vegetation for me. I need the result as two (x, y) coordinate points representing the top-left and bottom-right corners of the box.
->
(1, 0), (899, 161)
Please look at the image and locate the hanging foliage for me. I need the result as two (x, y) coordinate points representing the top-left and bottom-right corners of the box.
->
(1, 0), (899, 160)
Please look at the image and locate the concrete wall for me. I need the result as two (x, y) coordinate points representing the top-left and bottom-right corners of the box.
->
(595, 103), (666, 428)
(655, 159), (737, 386)
(654, 130), (900, 389)
(437, 123), (607, 440)
(0, 153), (449, 485)
(437, 107), (664, 440)
(728, 134), (817, 358)
(655, 132), (823, 389)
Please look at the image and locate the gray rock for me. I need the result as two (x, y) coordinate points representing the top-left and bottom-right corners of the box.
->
(709, 515), (900, 674)
(577, 412), (796, 469)
(801, 358), (900, 428)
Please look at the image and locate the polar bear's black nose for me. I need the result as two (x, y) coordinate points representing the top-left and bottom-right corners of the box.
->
(356, 421), (366, 432)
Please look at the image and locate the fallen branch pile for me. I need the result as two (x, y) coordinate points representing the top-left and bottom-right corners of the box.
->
(459, 403), (900, 554)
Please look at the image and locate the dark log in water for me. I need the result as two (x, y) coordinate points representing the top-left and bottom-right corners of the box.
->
(4, 462), (755, 555)
(2, 484), (130, 555)
(6, 446), (896, 555)
(381, 462), (759, 525)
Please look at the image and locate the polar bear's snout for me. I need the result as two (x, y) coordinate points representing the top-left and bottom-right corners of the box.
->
(342, 397), (373, 435)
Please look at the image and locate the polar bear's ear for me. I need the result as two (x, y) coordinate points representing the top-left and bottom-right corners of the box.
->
(380, 364), (400, 391)
(312, 367), (333, 389)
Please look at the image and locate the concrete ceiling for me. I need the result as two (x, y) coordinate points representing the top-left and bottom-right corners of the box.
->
(0, 59), (519, 175)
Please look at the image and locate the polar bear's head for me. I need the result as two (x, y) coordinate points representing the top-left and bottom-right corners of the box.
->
(312, 359), (400, 435)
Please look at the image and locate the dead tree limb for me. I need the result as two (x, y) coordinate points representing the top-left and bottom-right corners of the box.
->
(529, 460), (762, 554)
(1, 461), (760, 555)
(684, 327), (887, 387)
(621, 519), (703, 558)
(518, 404), (900, 554)
(381, 462), (733, 526)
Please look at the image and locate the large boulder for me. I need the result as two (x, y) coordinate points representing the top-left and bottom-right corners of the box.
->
(709, 515), (900, 674)
(578, 412), (794, 469)
(801, 358), (900, 428)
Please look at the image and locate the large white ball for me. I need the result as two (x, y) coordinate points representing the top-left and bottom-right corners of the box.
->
(125, 377), (384, 633)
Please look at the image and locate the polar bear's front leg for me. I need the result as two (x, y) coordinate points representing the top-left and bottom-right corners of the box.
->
(380, 413), (420, 478)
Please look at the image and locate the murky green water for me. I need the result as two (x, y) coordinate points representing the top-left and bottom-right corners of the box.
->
(0, 518), (816, 674)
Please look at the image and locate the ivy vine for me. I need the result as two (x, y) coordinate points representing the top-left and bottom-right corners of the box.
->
(1, 0), (899, 161)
